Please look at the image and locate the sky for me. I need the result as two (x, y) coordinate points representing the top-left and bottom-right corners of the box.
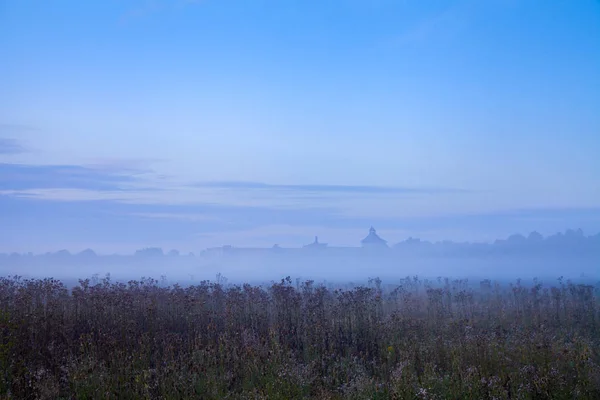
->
(1, 0), (599, 254)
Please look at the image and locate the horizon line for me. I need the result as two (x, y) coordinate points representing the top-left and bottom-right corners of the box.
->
(1, 227), (597, 256)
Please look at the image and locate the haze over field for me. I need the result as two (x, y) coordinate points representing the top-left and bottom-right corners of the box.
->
(1, 3), (600, 399)
(1, 228), (599, 284)
(1, 0), (599, 282)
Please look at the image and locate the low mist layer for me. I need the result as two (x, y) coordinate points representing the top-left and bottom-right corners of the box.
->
(2, 229), (599, 284)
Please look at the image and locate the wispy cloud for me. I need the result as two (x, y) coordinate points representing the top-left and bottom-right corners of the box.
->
(194, 181), (469, 195)
(0, 139), (27, 155)
(0, 163), (151, 191)
(0, 176), (473, 225)
(0, 124), (41, 155)
(83, 157), (165, 176)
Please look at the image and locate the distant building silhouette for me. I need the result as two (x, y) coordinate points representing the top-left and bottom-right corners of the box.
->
(303, 236), (328, 249)
(5, 227), (598, 261)
(360, 227), (388, 248)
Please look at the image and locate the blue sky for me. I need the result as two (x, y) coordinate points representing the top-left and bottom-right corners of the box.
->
(1, 0), (599, 253)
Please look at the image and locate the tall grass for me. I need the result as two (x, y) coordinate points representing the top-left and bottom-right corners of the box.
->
(0, 275), (598, 399)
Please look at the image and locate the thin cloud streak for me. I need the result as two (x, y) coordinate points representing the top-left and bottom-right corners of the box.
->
(0, 139), (27, 155)
(83, 157), (166, 176)
(0, 163), (150, 191)
(194, 181), (470, 195)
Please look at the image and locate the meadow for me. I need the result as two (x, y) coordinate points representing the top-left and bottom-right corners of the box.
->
(0, 274), (598, 399)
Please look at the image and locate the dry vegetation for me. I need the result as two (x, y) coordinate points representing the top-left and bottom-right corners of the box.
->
(0, 274), (598, 399)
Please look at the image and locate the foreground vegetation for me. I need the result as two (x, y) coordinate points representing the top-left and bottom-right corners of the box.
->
(0, 275), (598, 399)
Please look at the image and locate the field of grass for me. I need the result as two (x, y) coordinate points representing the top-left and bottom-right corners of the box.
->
(0, 275), (598, 399)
